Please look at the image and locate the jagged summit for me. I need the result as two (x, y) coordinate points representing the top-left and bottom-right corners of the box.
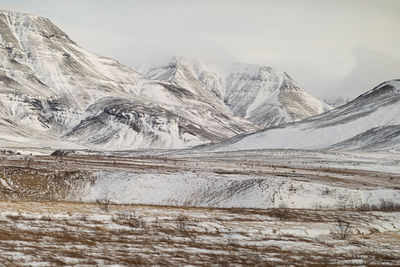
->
(138, 57), (332, 128)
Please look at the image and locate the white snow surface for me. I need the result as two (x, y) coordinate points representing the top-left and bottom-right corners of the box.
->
(209, 80), (400, 152)
(46, 149), (399, 210)
(81, 171), (400, 209)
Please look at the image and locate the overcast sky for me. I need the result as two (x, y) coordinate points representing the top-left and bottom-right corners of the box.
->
(1, 0), (400, 99)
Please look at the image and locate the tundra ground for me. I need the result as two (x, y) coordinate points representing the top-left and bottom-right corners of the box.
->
(0, 149), (399, 265)
(0, 201), (399, 266)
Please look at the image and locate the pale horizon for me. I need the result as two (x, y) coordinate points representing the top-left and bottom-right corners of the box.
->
(1, 0), (399, 99)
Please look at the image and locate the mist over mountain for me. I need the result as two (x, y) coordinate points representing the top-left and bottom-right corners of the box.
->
(137, 57), (331, 128)
(335, 47), (400, 99)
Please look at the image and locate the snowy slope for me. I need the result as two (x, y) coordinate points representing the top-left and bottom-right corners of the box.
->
(2, 149), (399, 209)
(82, 170), (400, 209)
(0, 10), (257, 151)
(327, 125), (400, 151)
(208, 80), (400, 152)
(138, 57), (332, 127)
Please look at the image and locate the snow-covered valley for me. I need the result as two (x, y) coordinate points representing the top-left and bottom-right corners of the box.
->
(1, 149), (400, 265)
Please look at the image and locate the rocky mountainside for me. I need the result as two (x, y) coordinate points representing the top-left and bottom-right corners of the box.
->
(137, 57), (332, 128)
(0, 10), (258, 152)
(207, 80), (400, 152)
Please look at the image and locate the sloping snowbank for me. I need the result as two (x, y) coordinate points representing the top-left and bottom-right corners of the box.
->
(78, 171), (400, 209)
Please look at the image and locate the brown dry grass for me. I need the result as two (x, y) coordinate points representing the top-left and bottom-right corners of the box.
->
(0, 166), (94, 201)
(0, 201), (399, 266)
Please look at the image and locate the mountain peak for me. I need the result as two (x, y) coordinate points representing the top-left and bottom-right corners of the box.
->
(0, 9), (72, 48)
(0, 9), (41, 18)
(365, 79), (400, 95)
(137, 58), (331, 127)
(169, 55), (192, 65)
(343, 79), (400, 109)
(167, 56), (197, 73)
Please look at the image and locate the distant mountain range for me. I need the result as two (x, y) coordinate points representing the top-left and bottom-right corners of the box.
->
(0, 10), (331, 152)
(137, 57), (331, 128)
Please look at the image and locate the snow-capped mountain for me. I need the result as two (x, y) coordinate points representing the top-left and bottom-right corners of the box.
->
(207, 80), (400, 152)
(137, 57), (332, 127)
(0, 10), (257, 151)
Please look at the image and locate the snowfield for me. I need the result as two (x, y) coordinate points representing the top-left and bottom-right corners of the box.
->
(1, 149), (399, 209)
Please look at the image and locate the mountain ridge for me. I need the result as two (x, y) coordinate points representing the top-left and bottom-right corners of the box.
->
(204, 79), (400, 152)
(0, 10), (258, 152)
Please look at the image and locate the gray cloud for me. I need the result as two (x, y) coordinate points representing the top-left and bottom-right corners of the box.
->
(1, 0), (399, 98)
(333, 47), (400, 98)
